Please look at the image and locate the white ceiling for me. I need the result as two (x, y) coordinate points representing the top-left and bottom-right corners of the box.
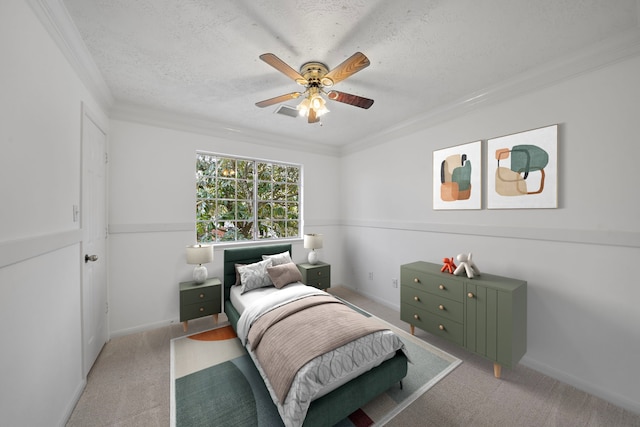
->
(58, 0), (640, 152)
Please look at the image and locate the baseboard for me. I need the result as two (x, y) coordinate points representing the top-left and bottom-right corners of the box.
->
(520, 355), (640, 415)
(60, 378), (87, 427)
(345, 285), (401, 312)
(109, 318), (179, 339)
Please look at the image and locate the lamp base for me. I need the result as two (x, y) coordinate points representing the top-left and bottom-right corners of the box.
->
(193, 265), (208, 284)
(308, 250), (318, 265)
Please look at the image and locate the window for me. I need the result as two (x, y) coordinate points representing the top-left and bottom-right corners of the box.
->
(195, 152), (301, 243)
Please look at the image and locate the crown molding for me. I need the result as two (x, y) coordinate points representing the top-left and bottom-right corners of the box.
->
(26, 0), (113, 109)
(27, 0), (338, 156)
(110, 102), (341, 157)
(28, 0), (640, 158)
(341, 26), (640, 155)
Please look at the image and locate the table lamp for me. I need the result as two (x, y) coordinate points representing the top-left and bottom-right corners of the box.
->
(186, 244), (214, 284)
(303, 233), (323, 265)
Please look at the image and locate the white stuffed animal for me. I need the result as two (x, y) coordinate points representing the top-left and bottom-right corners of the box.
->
(453, 253), (480, 279)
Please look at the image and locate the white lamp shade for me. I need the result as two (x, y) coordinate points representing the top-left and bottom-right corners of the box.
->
(304, 234), (323, 250)
(186, 245), (214, 265)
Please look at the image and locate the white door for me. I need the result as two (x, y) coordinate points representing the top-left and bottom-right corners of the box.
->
(81, 106), (108, 376)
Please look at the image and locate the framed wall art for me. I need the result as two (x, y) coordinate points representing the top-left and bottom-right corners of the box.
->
(487, 124), (558, 209)
(433, 140), (482, 210)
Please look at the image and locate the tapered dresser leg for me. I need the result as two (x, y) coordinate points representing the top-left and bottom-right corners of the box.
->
(494, 363), (502, 378)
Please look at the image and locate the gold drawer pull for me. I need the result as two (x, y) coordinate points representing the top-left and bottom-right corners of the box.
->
(468, 292), (474, 299)
(438, 304), (444, 310)
(199, 293), (205, 299)
(414, 278), (420, 283)
(414, 296), (420, 302)
(413, 314), (420, 320)
(317, 271), (322, 276)
(199, 307), (205, 312)
(438, 324), (445, 331)
(439, 284), (445, 290)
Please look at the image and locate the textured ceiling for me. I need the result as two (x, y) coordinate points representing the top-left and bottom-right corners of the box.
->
(61, 0), (639, 150)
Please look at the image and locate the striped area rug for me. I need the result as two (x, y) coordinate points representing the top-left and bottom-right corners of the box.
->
(171, 314), (460, 426)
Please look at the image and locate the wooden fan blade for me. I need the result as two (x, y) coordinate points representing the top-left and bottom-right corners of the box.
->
(323, 52), (370, 86)
(327, 90), (374, 109)
(259, 53), (307, 85)
(308, 108), (319, 123)
(255, 92), (302, 108)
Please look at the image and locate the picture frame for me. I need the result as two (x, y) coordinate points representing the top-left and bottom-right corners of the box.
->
(487, 124), (558, 209)
(433, 141), (482, 210)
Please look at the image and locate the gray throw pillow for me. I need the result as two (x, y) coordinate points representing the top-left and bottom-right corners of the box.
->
(267, 262), (303, 288)
(238, 258), (273, 294)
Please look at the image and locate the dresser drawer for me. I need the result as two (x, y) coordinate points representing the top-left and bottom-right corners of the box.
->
(180, 287), (215, 305)
(401, 268), (464, 302)
(400, 304), (464, 346)
(298, 263), (331, 289)
(180, 301), (217, 321)
(401, 286), (463, 323)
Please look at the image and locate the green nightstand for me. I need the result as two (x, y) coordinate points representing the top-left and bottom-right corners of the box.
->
(179, 277), (221, 332)
(297, 262), (331, 290)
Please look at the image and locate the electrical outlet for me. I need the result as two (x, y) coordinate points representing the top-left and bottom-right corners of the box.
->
(392, 278), (398, 288)
(368, 272), (374, 280)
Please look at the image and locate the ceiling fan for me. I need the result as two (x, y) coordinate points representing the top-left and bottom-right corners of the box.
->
(255, 52), (374, 123)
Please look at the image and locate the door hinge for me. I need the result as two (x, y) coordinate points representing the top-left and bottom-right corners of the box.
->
(104, 152), (108, 164)
(105, 302), (109, 314)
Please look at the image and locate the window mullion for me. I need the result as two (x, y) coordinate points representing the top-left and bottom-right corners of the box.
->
(253, 161), (258, 240)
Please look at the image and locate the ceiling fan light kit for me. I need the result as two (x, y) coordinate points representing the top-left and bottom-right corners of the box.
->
(256, 52), (374, 124)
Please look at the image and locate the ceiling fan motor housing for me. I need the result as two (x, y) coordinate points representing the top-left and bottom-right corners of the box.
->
(299, 62), (332, 87)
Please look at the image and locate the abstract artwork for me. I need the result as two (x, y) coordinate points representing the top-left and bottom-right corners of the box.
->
(487, 124), (558, 209)
(433, 141), (481, 210)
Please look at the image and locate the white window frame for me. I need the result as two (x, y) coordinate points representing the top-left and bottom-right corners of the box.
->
(195, 151), (302, 244)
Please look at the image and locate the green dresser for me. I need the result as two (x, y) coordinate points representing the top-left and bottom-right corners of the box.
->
(297, 262), (331, 289)
(400, 261), (526, 378)
(179, 277), (221, 332)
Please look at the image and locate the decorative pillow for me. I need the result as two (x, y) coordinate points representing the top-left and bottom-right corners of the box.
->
(262, 251), (293, 266)
(238, 259), (273, 294)
(267, 262), (303, 289)
(234, 264), (245, 286)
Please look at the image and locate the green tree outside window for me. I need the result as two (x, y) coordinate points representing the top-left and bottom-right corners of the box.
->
(196, 153), (301, 243)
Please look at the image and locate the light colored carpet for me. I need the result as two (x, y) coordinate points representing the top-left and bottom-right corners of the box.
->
(67, 286), (640, 426)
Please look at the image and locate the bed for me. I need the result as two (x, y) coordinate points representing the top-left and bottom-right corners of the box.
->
(223, 243), (408, 427)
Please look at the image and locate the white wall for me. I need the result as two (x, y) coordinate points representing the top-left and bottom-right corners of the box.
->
(5, 0), (639, 422)
(340, 55), (640, 413)
(107, 119), (342, 336)
(0, 0), (108, 425)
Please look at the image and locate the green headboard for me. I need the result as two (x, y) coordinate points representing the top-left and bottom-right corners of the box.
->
(223, 243), (292, 301)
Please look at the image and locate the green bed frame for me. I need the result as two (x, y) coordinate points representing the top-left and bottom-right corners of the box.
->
(223, 243), (408, 427)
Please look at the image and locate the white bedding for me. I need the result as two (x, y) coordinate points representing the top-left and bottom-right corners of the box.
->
(229, 281), (307, 314)
(233, 284), (407, 427)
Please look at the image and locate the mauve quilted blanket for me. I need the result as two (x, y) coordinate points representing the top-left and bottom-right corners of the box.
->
(247, 295), (388, 403)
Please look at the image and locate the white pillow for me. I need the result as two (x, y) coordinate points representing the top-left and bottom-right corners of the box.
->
(262, 251), (292, 266)
(238, 258), (273, 294)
